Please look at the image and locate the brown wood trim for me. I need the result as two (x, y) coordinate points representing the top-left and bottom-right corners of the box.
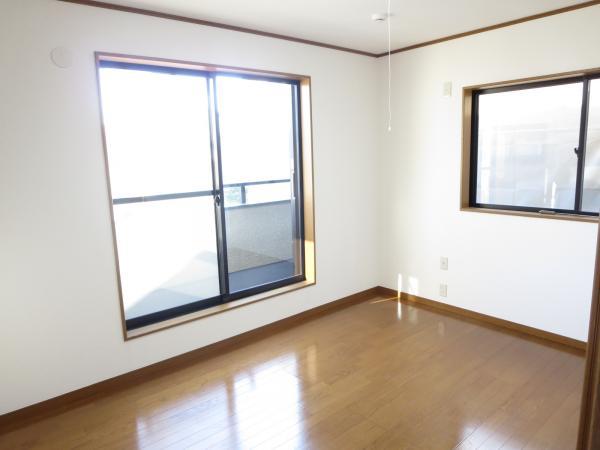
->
(464, 66), (600, 92)
(57, 0), (600, 60)
(125, 280), (317, 340)
(376, 1), (600, 57)
(461, 206), (598, 224)
(578, 218), (600, 449)
(1, 284), (587, 434)
(300, 78), (317, 286)
(57, 0), (378, 57)
(460, 89), (473, 210)
(97, 52), (312, 81)
(0, 287), (379, 434)
(376, 286), (587, 352)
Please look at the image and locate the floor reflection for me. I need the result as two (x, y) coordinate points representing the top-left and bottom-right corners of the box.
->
(0, 294), (584, 450)
(230, 358), (304, 448)
(124, 297), (585, 449)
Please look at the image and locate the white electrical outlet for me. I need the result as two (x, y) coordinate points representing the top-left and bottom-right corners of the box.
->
(440, 284), (448, 297)
(440, 257), (448, 271)
(443, 81), (453, 97)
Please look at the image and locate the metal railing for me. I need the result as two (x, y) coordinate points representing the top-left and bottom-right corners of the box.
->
(223, 178), (290, 207)
(112, 179), (291, 207)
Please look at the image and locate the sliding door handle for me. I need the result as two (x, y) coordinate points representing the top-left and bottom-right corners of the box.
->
(214, 194), (221, 207)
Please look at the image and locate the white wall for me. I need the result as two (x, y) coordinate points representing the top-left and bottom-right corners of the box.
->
(379, 5), (600, 342)
(3, 0), (599, 417)
(0, 0), (380, 414)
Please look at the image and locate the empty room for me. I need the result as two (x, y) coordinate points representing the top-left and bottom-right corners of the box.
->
(3, 0), (600, 449)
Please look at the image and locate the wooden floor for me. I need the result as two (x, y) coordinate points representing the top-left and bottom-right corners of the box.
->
(0, 294), (586, 449)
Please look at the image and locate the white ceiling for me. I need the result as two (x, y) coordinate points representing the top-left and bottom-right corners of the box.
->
(98, 0), (591, 54)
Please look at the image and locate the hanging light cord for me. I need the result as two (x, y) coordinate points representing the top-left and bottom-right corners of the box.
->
(387, 0), (392, 131)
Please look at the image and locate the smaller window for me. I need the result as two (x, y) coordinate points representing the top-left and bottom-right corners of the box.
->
(466, 73), (600, 218)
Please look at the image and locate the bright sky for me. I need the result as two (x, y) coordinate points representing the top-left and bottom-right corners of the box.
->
(99, 67), (295, 198)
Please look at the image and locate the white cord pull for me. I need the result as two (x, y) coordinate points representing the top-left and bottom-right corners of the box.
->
(387, 0), (392, 132)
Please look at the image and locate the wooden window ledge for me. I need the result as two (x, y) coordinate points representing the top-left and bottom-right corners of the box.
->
(461, 206), (598, 223)
(126, 279), (316, 340)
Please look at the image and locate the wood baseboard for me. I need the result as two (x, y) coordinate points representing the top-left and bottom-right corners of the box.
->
(0, 287), (378, 433)
(376, 286), (587, 353)
(2, 285), (586, 433)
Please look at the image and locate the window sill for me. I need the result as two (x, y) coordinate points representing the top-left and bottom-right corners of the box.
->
(125, 279), (316, 340)
(461, 207), (598, 224)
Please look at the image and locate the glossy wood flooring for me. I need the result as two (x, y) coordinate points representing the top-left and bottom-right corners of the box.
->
(0, 294), (586, 449)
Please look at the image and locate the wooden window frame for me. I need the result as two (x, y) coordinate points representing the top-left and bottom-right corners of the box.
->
(95, 52), (316, 340)
(461, 67), (600, 223)
(579, 216), (600, 449)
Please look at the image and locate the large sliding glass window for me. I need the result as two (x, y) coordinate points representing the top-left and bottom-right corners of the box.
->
(469, 74), (600, 216)
(98, 60), (305, 330)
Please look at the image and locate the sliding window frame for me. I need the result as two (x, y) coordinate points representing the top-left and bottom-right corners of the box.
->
(461, 67), (600, 222)
(95, 53), (316, 339)
(213, 72), (307, 303)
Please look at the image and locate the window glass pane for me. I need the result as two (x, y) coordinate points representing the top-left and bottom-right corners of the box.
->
(246, 181), (291, 205)
(224, 186), (243, 207)
(217, 76), (294, 185)
(583, 78), (600, 214)
(476, 82), (582, 210)
(98, 65), (220, 324)
(99, 68), (214, 198)
(114, 197), (220, 320)
(216, 76), (302, 293)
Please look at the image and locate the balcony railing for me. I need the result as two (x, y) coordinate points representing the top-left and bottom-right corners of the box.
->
(111, 179), (296, 278)
(112, 178), (291, 207)
(223, 178), (291, 208)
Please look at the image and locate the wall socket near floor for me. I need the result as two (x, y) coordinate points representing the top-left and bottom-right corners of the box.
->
(440, 284), (448, 297)
(440, 256), (448, 270)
